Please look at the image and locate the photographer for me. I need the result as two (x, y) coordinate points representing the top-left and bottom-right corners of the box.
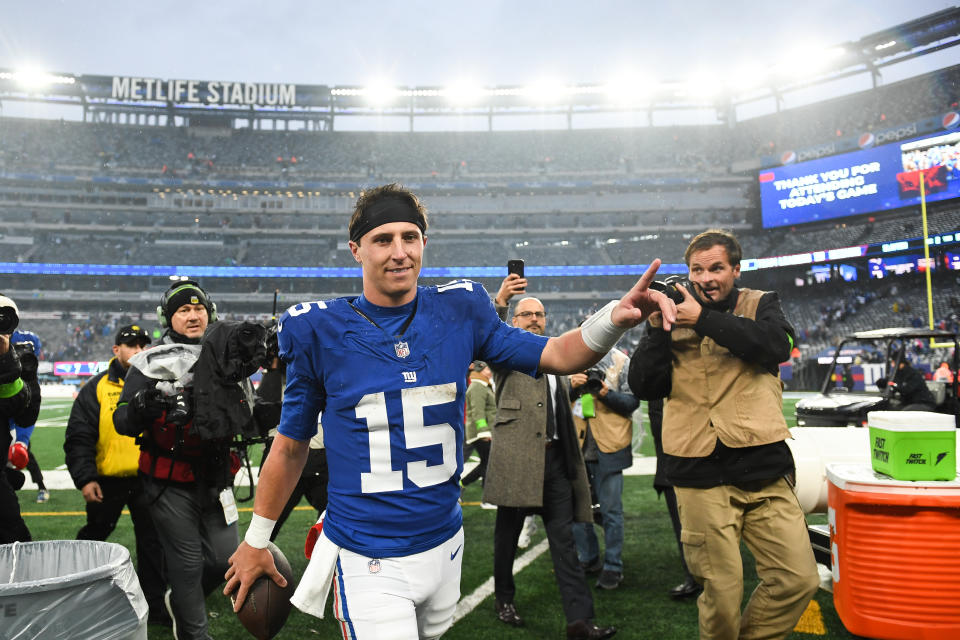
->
(64, 324), (168, 625)
(570, 347), (638, 591)
(0, 294), (41, 544)
(114, 280), (270, 640)
(628, 230), (818, 639)
(10, 328), (50, 503)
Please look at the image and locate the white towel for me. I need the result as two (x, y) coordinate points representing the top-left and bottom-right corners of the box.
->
(290, 529), (340, 618)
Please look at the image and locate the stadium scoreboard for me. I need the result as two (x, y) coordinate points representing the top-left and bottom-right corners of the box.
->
(760, 130), (960, 228)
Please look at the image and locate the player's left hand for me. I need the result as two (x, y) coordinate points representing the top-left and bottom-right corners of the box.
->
(611, 259), (677, 330)
(224, 541), (287, 612)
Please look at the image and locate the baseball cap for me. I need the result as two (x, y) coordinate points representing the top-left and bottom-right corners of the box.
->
(471, 360), (488, 370)
(115, 324), (151, 346)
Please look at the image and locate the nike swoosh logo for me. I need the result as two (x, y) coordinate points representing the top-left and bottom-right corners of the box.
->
(450, 544), (462, 561)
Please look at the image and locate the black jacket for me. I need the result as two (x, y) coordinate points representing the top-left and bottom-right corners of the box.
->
(891, 362), (936, 407)
(63, 358), (129, 490)
(114, 323), (278, 488)
(1, 346), (41, 453)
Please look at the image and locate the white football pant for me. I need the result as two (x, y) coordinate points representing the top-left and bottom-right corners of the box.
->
(331, 527), (464, 640)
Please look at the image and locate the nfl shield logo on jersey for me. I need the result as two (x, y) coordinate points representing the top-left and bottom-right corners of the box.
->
(394, 341), (410, 358)
(368, 559), (382, 574)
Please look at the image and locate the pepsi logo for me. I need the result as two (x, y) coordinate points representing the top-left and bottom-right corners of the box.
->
(943, 111), (960, 130)
(780, 150), (796, 165)
(858, 132), (875, 149)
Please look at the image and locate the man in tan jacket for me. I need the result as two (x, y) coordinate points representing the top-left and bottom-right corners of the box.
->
(628, 230), (818, 640)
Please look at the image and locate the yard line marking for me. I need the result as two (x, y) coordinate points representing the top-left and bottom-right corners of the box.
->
(34, 419), (69, 428)
(452, 537), (550, 625)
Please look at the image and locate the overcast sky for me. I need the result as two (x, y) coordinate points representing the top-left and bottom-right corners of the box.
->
(1, 1), (956, 86)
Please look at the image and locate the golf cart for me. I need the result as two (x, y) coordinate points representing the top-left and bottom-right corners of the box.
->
(795, 328), (960, 428)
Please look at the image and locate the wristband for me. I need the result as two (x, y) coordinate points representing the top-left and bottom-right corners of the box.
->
(580, 300), (627, 353)
(244, 513), (277, 549)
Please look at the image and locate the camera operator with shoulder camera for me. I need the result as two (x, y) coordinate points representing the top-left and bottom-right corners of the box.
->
(628, 230), (818, 640)
(114, 280), (274, 640)
(0, 294), (41, 544)
(569, 346), (638, 591)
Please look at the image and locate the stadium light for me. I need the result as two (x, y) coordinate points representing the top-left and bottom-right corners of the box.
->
(522, 79), (570, 103)
(728, 64), (768, 92)
(364, 81), (400, 106)
(602, 74), (650, 105)
(772, 45), (846, 78)
(443, 82), (485, 105)
(685, 74), (722, 100)
(4, 66), (75, 88)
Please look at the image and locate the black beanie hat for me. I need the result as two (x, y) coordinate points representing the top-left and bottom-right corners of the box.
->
(165, 282), (212, 320)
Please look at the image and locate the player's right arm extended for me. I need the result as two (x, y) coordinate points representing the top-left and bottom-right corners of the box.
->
(225, 433), (308, 610)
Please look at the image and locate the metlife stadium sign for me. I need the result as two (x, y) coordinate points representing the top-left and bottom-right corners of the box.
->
(759, 129), (960, 228)
(110, 76), (297, 106)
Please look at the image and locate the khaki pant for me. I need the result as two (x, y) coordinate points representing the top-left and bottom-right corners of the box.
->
(675, 478), (819, 640)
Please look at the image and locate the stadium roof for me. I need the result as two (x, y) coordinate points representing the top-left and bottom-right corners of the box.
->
(1, 8), (958, 130)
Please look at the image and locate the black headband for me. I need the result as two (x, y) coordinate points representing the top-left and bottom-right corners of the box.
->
(349, 197), (425, 244)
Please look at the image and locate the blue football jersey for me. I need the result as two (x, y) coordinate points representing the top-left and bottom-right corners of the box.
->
(276, 280), (547, 557)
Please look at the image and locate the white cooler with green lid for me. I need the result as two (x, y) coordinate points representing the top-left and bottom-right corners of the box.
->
(867, 411), (957, 481)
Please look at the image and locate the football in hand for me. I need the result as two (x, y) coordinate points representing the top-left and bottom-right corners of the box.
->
(232, 541), (296, 640)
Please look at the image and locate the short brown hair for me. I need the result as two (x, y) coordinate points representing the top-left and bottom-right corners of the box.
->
(348, 183), (428, 244)
(684, 229), (742, 266)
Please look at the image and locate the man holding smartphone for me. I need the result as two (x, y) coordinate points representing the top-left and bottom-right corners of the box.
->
(485, 275), (617, 638)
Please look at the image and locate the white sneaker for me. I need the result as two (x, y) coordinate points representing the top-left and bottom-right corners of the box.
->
(480, 502), (497, 510)
(517, 515), (537, 548)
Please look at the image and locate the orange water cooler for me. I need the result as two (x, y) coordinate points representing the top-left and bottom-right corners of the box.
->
(827, 463), (960, 640)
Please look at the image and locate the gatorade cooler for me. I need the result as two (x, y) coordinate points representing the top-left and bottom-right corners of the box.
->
(867, 411), (957, 480)
(827, 463), (960, 640)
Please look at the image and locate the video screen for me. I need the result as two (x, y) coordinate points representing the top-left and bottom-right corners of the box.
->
(867, 254), (935, 278)
(943, 251), (960, 271)
(759, 130), (960, 228)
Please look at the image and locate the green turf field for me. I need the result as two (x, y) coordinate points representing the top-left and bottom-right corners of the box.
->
(17, 395), (855, 639)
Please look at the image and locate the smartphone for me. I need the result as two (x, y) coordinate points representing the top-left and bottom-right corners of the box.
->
(507, 259), (525, 279)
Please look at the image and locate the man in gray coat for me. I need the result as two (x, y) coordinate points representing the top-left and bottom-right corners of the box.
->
(484, 275), (616, 640)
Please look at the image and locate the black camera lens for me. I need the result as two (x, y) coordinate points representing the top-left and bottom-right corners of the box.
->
(583, 367), (605, 394)
(0, 306), (19, 334)
(650, 278), (697, 305)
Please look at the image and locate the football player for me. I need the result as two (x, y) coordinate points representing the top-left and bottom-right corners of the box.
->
(225, 183), (676, 639)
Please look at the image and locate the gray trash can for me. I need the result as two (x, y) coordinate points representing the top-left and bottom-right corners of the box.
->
(0, 540), (147, 640)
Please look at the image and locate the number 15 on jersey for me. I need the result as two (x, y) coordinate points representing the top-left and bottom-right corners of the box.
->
(356, 382), (459, 494)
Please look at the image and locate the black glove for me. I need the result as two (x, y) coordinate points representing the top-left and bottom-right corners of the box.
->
(130, 387), (166, 421)
(12, 344), (38, 382)
(165, 390), (193, 427)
